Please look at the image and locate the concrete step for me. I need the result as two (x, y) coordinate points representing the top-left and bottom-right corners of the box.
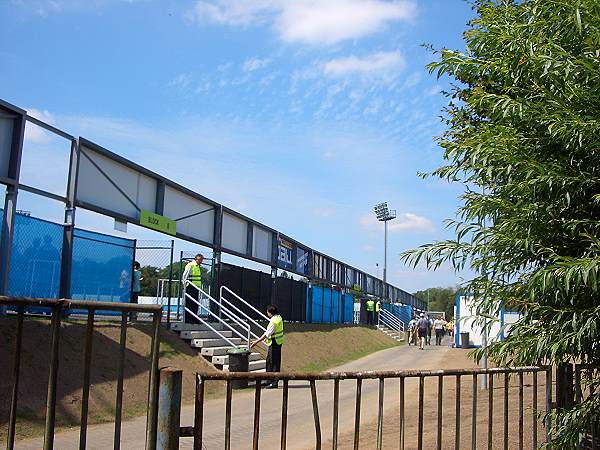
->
(222, 360), (266, 372)
(221, 359), (267, 372)
(181, 330), (233, 340)
(191, 337), (242, 348)
(212, 352), (263, 365)
(171, 322), (223, 332)
(201, 346), (243, 357)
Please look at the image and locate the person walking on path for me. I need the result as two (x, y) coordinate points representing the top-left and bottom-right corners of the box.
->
(182, 253), (204, 324)
(417, 313), (429, 350)
(129, 261), (142, 321)
(427, 315), (434, 345)
(250, 305), (284, 389)
(407, 316), (417, 345)
(434, 316), (447, 345)
(366, 298), (375, 325)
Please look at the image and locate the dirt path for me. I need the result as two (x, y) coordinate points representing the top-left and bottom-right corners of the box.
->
(15, 337), (473, 449)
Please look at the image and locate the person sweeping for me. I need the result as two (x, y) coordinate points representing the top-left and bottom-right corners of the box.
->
(250, 305), (284, 389)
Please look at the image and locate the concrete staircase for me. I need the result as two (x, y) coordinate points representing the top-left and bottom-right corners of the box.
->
(171, 322), (266, 372)
(376, 324), (405, 342)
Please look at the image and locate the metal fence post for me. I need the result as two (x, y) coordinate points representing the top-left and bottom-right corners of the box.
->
(156, 367), (182, 450)
(556, 363), (574, 411)
(166, 240), (174, 329)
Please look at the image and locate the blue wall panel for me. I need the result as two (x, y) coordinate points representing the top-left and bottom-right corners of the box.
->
(70, 229), (135, 309)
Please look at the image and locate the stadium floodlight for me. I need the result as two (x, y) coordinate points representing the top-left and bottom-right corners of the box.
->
(373, 202), (396, 285)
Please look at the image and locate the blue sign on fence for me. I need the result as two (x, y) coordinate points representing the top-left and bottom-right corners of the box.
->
(278, 237), (293, 271)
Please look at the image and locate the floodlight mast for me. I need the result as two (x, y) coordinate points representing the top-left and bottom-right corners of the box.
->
(373, 202), (396, 287)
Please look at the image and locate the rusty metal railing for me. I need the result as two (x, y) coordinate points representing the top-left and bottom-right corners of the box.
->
(1, 296), (163, 450)
(190, 366), (552, 450)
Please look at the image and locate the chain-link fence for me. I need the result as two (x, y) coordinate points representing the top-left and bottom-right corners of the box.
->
(133, 240), (175, 323)
(7, 212), (63, 300)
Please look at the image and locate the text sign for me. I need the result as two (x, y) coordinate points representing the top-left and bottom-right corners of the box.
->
(278, 237), (294, 270)
(140, 209), (176, 236)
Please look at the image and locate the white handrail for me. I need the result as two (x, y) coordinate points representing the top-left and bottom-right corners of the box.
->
(382, 307), (404, 329)
(219, 291), (267, 334)
(184, 282), (251, 348)
(220, 286), (269, 321)
(379, 308), (405, 334)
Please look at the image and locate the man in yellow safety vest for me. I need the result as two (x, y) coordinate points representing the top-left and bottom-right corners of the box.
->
(375, 299), (381, 323)
(250, 305), (284, 389)
(366, 298), (375, 325)
(182, 253), (204, 324)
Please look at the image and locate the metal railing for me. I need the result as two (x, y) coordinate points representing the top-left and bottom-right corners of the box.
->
(378, 308), (405, 335)
(183, 281), (251, 348)
(189, 366), (552, 450)
(1, 295), (162, 450)
(219, 286), (267, 344)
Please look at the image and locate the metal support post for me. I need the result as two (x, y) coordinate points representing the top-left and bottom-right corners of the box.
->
(0, 104), (25, 303)
(156, 367), (182, 450)
(383, 220), (387, 284)
(166, 240), (174, 329)
(59, 139), (79, 300)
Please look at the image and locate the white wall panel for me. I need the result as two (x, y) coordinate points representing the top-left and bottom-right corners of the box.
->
(77, 145), (157, 219)
(252, 225), (272, 262)
(222, 212), (247, 254)
(163, 186), (214, 243)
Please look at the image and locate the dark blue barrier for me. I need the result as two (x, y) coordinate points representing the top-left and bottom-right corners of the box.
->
(383, 302), (412, 324)
(6, 212), (63, 314)
(343, 293), (354, 323)
(307, 285), (354, 324)
(1, 211), (135, 315)
(70, 228), (135, 314)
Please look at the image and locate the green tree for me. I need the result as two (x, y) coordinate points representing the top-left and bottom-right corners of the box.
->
(139, 261), (210, 297)
(413, 287), (457, 319)
(401, 1), (600, 446)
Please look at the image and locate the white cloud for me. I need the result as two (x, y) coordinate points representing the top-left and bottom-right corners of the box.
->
(243, 57), (271, 72)
(359, 212), (435, 233)
(168, 73), (194, 88)
(12, 0), (150, 16)
(187, 0), (417, 45)
(312, 206), (336, 218)
(323, 51), (405, 78)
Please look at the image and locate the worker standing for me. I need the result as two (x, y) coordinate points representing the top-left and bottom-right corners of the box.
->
(375, 299), (381, 324)
(182, 253), (204, 324)
(366, 298), (375, 325)
(250, 305), (284, 389)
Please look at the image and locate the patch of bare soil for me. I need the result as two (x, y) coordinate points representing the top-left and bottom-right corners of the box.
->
(0, 315), (222, 442)
(332, 349), (547, 449)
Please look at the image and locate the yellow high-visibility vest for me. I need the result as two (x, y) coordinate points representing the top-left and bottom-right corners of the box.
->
(375, 301), (381, 312)
(185, 262), (203, 287)
(366, 300), (375, 311)
(266, 315), (284, 346)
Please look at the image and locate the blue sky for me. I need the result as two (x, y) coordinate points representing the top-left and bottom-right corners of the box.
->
(1, 0), (474, 292)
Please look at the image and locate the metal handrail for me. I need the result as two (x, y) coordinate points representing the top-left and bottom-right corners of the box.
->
(381, 308), (402, 326)
(184, 282), (251, 348)
(380, 308), (401, 328)
(220, 285), (269, 321)
(379, 308), (404, 334)
(219, 287), (267, 334)
(383, 308), (404, 331)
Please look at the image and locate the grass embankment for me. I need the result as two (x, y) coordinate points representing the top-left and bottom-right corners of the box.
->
(0, 318), (399, 442)
(282, 323), (400, 372)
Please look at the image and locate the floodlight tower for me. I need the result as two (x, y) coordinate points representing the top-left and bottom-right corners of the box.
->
(373, 202), (396, 285)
